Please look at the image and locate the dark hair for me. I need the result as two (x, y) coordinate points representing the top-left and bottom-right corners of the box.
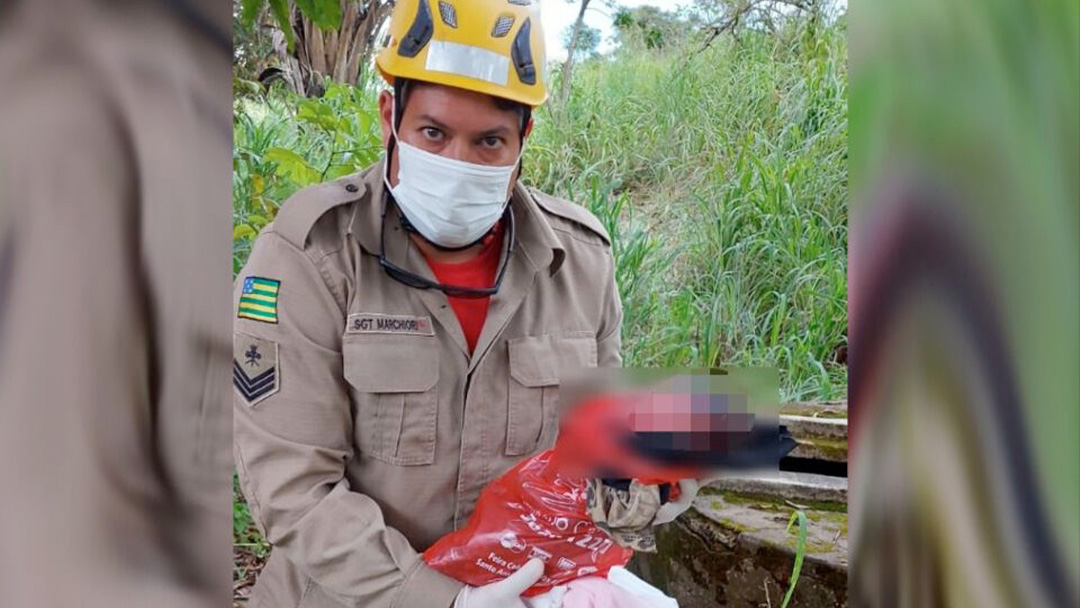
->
(393, 78), (531, 140)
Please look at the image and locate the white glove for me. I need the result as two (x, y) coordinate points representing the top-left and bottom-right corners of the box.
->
(652, 479), (700, 525)
(454, 558), (545, 608)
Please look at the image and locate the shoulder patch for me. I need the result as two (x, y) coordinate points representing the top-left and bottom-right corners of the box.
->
(527, 187), (611, 246)
(234, 333), (279, 406)
(238, 276), (280, 323)
(274, 174), (368, 249)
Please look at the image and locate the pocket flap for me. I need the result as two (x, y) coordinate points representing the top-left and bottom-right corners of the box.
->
(343, 336), (438, 392)
(509, 334), (597, 387)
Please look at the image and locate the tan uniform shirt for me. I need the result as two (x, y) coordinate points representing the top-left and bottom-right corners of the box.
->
(234, 160), (623, 608)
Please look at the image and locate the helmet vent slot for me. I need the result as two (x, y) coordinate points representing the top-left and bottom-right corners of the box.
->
(492, 15), (515, 38)
(511, 16), (536, 85)
(399, 0), (435, 57)
(438, 1), (457, 28)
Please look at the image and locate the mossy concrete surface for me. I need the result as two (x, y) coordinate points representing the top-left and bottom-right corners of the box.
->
(630, 479), (847, 607)
(778, 401), (848, 419)
(781, 401), (848, 464)
(704, 471), (847, 506)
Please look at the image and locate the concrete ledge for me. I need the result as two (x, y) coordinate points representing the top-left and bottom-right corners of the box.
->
(780, 402), (848, 463)
(705, 471), (847, 505)
(779, 401), (848, 418)
(630, 473), (848, 608)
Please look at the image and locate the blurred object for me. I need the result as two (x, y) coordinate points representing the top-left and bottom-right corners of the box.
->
(0, 1), (232, 607)
(849, 0), (1079, 605)
(554, 368), (794, 482)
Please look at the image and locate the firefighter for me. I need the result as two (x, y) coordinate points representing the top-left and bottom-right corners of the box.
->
(233, 2), (679, 606)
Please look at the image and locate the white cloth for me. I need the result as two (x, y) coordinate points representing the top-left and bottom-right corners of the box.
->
(523, 567), (678, 608)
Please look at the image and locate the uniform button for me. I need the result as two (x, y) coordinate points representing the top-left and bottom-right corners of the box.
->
(345, 183), (359, 193)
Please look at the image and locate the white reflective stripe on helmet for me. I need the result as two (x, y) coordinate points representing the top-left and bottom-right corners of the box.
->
(425, 40), (509, 87)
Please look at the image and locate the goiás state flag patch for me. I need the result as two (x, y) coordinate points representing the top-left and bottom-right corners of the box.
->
(238, 276), (280, 323)
(234, 333), (279, 406)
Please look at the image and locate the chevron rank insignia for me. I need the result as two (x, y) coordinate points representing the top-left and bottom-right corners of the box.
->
(234, 333), (279, 406)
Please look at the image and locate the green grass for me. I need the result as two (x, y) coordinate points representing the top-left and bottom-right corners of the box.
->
(527, 23), (847, 399)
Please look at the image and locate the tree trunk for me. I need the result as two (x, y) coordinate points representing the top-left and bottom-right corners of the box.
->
(558, 0), (591, 105)
(271, 0), (393, 96)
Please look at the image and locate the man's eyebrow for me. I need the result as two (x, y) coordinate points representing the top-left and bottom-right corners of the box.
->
(416, 114), (451, 131)
(478, 125), (511, 138)
(415, 114), (512, 138)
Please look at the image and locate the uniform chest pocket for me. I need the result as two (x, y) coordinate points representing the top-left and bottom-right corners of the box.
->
(506, 333), (598, 456)
(343, 336), (439, 466)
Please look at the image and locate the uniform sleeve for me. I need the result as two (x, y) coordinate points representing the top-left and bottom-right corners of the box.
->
(232, 231), (462, 608)
(596, 247), (623, 368)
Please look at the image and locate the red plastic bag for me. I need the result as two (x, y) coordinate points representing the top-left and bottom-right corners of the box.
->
(422, 450), (634, 596)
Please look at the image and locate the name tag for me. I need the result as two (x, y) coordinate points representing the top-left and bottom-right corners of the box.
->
(346, 313), (435, 336)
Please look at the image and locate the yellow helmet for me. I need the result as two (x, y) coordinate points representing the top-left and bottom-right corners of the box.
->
(375, 0), (548, 107)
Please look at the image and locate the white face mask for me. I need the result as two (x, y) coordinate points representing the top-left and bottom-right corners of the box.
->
(384, 102), (523, 249)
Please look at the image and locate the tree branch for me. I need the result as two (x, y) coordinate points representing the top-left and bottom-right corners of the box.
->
(689, 0), (811, 58)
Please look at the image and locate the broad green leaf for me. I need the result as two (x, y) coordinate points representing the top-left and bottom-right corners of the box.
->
(297, 100), (342, 132)
(325, 164), (358, 180)
(233, 224), (257, 241)
(240, 0), (263, 27)
(248, 214), (270, 230)
(319, 0), (342, 29)
(294, 0), (319, 26)
(355, 111), (373, 137)
(295, 0), (342, 30)
(265, 147), (320, 185)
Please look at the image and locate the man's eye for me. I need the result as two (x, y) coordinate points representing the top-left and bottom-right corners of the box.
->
(421, 127), (442, 140)
(482, 136), (503, 148)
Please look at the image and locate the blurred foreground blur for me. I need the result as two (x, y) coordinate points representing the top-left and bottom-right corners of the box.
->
(0, 1), (232, 607)
(554, 367), (789, 483)
(849, 0), (1079, 606)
